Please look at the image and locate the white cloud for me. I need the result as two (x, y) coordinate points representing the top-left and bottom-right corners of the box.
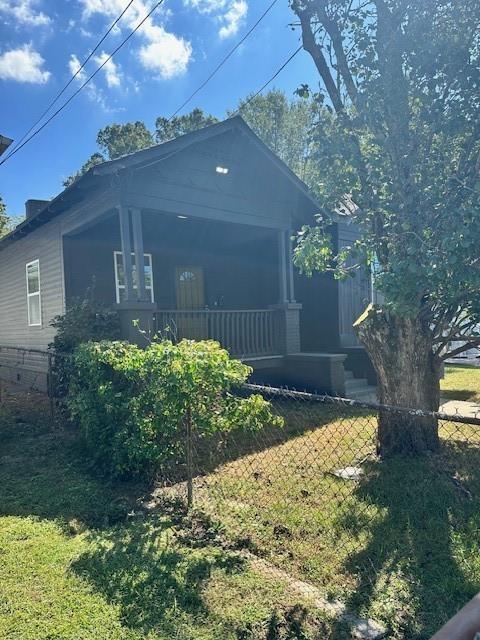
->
(185, 0), (225, 11)
(184, 0), (247, 39)
(218, 0), (247, 39)
(68, 53), (106, 107)
(79, 0), (192, 79)
(0, 0), (50, 26)
(138, 25), (191, 79)
(0, 44), (50, 83)
(68, 53), (86, 81)
(68, 53), (121, 112)
(94, 51), (122, 87)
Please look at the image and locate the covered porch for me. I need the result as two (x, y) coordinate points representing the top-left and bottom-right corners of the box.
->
(63, 206), (302, 359)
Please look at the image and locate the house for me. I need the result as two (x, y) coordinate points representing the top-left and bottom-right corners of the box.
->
(0, 116), (375, 397)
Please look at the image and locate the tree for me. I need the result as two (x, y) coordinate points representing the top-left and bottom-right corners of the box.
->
(63, 153), (105, 188)
(65, 112), (217, 187)
(63, 122), (154, 187)
(233, 90), (318, 184)
(291, 0), (480, 456)
(155, 108), (218, 143)
(96, 121), (154, 160)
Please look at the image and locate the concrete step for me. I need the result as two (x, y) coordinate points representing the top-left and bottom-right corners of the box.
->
(343, 368), (377, 402)
(346, 386), (377, 402)
(345, 377), (370, 392)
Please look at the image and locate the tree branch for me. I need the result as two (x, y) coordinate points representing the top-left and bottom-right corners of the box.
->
(441, 340), (480, 361)
(313, 1), (359, 106)
(295, 4), (345, 113)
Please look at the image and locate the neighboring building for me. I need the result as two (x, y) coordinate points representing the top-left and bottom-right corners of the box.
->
(0, 116), (374, 397)
(0, 134), (13, 157)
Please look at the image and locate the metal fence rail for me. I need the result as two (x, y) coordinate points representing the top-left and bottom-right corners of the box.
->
(0, 345), (51, 393)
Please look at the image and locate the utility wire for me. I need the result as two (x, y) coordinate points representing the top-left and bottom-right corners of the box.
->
(233, 44), (303, 115)
(167, 0), (280, 121)
(3, 0), (135, 162)
(0, 0), (165, 166)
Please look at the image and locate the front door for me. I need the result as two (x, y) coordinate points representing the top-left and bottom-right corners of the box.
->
(175, 267), (206, 340)
(175, 267), (205, 309)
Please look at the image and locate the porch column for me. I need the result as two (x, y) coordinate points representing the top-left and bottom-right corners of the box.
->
(118, 203), (134, 301)
(117, 204), (155, 345)
(288, 229), (296, 303)
(131, 207), (147, 302)
(278, 229), (288, 304)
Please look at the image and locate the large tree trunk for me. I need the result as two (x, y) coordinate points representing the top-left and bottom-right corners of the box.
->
(355, 306), (441, 457)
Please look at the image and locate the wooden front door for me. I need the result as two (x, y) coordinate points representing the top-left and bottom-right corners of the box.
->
(175, 267), (206, 340)
(175, 267), (205, 309)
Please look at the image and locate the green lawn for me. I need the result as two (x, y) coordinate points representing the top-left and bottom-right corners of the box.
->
(2, 380), (480, 639)
(441, 363), (480, 403)
(194, 398), (480, 639)
(0, 399), (349, 640)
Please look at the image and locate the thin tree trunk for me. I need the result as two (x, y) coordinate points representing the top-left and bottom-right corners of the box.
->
(355, 307), (441, 457)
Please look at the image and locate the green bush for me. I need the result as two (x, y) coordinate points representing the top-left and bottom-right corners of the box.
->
(68, 339), (282, 478)
(50, 296), (120, 354)
(49, 296), (120, 402)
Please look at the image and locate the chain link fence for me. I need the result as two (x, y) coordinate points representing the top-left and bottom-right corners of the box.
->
(2, 346), (480, 636)
(154, 384), (480, 636)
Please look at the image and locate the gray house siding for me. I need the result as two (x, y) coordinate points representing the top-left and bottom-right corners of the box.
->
(126, 131), (304, 230)
(0, 218), (64, 350)
(0, 190), (115, 351)
(337, 221), (371, 348)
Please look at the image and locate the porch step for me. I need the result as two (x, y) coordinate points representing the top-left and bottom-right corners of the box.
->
(344, 370), (377, 403)
(345, 377), (370, 392)
(347, 387), (377, 403)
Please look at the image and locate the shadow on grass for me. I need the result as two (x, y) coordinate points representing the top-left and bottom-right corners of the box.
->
(330, 440), (480, 639)
(0, 405), (147, 528)
(72, 517), (244, 636)
(441, 389), (477, 402)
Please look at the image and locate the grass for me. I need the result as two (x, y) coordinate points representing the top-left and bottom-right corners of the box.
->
(441, 363), (480, 403)
(0, 395), (350, 640)
(2, 371), (480, 639)
(194, 397), (480, 639)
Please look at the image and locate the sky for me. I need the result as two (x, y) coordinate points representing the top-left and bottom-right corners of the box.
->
(0, 0), (318, 216)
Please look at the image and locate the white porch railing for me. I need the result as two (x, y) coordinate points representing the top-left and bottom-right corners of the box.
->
(154, 309), (278, 358)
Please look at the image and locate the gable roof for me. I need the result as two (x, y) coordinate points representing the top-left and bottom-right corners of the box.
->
(0, 116), (324, 249)
(92, 116), (320, 206)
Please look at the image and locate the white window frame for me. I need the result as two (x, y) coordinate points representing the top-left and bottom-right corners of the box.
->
(26, 259), (42, 327)
(113, 251), (154, 304)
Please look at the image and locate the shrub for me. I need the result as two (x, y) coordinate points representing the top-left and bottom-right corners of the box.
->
(49, 296), (120, 402)
(50, 296), (120, 354)
(68, 339), (282, 478)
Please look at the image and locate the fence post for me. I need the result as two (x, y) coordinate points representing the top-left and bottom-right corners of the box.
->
(185, 405), (194, 509)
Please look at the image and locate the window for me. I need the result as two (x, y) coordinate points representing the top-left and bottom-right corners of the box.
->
(114, 251), (154, 303)
(26, 259), (41, 326)
(179, 270), (197, 282)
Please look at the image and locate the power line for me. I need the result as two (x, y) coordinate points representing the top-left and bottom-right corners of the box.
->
(0, 0), (165, 166)
(233, 44), (303, 115)
(167, 0), (280, 121)
(3, 0), (135, 162)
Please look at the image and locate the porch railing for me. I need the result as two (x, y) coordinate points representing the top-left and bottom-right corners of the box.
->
(154, 309), (279, 358)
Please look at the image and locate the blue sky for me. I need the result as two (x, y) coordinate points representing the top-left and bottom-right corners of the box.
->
(0, 0), (318, 216)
